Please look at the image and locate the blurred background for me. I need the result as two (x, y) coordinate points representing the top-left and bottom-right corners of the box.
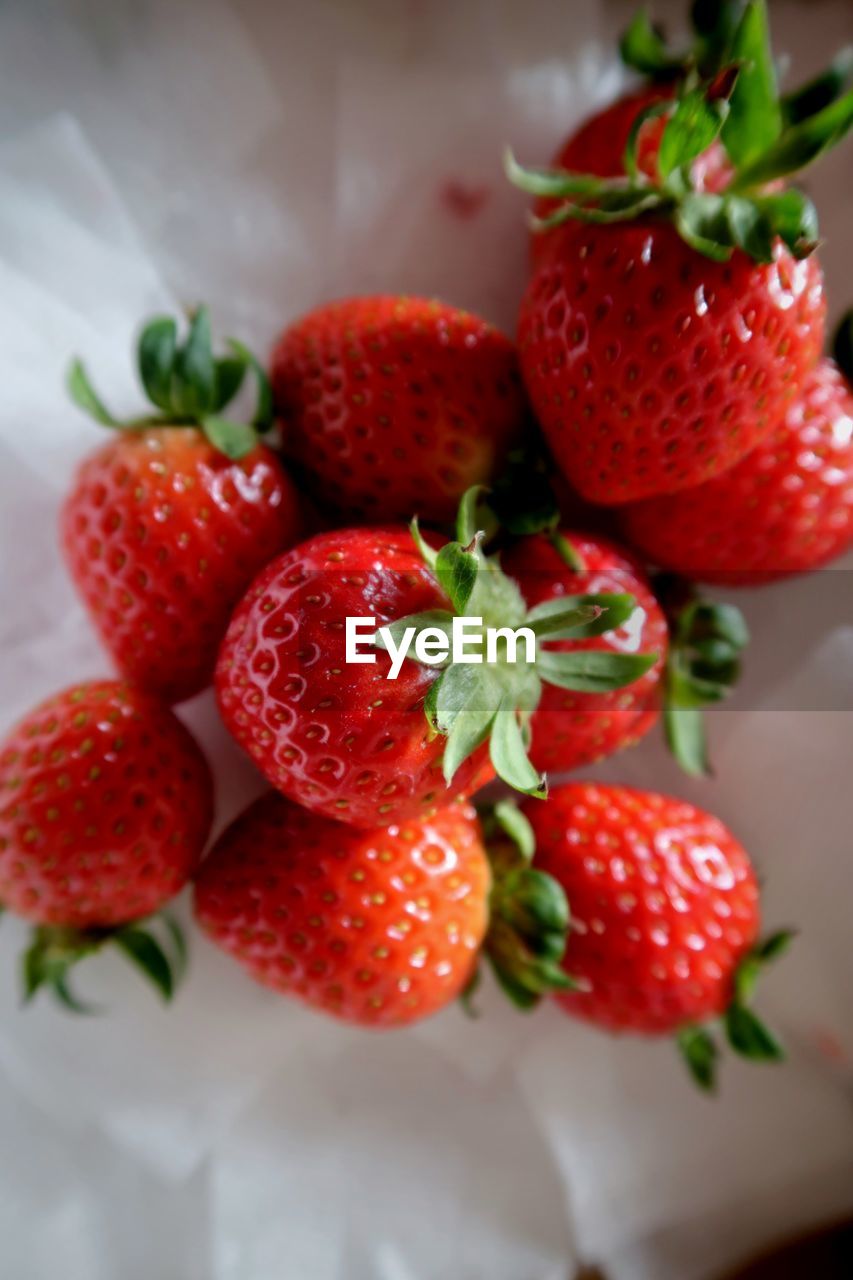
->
(0, 1), (851, 1277)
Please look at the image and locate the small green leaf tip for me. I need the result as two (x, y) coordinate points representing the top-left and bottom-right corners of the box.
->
(660, 581), (749, 777)
(509, 0), (853, 263)
(18, 913), (188, 1013)
(481, 806), (575, 1011)
(66, 308), (272, 461)
(675, 926), (792, 1090)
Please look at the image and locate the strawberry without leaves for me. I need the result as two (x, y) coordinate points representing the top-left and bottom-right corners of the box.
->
(486, 784), (790, 1089)
(64, 310), (302, 703)
(622, 355), (853, 583)
(0, 681), (213, 1006)
(194, 794), (490, 1028)
(271, 296), (526, 523)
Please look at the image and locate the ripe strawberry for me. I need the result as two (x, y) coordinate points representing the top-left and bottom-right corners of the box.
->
(64, 309), (302, 703)
(216, 495), (655, 825)
(193, 793), (490, 1027)
(508, 3), (853, 504)
(270, 296), (526, 523)
(517, 221), (825, 504)
(502, 532), (668, 772)
(486, 785), (790, 1088)
(622, 355), (853, 583)
(0, 680), (213, 1006)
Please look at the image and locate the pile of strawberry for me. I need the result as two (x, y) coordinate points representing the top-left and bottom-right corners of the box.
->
(1, 0), (851, 1091)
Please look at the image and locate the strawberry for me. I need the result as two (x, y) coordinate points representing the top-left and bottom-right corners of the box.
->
(622, 354), (853, 583)
(0, 680), (213, 1007)
(64, 309), (302, 703)
(483, 786), (791, 1089)
(508, 1), (853, 504)
(502, 531), (668, 772)
(216, 491), (655, 825)
(270, 296), (526, 523)
(193, 793), (489, 1027)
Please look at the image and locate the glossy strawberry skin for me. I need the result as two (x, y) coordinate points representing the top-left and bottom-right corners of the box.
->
(0, 681), (213, 928)
(531, 88), (731, 267)
(525, 783), (760, 1034)
(502, 533), (668, 773)
(271, 296), (526, 523)
(194, 794), (490, 1027)
(61, 429), (302, 704)
(622, 357), (853, 584)
(518, 221), (825, 504)
(216, 527), (492, 828)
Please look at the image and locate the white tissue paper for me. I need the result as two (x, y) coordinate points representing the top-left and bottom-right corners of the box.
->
(0, 1), (852, 1277)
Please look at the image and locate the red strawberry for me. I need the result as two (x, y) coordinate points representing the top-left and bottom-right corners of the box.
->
(622, 355), (853, 583)
(508, 7), (853, 505)
(64, 309), (302, 703)
(486, 785), (789, 1088)
(502, 532), (668, 771)
(270, 296), (526, 523)
(194, 793), (489, 1027)
(216, 526), (493, 827)
(0, 680), (213, 1006)
(517, 221), (825, 504)
(216, 497), (655, 824)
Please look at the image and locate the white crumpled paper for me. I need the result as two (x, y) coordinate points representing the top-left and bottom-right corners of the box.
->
(1, 1), (852, 1277)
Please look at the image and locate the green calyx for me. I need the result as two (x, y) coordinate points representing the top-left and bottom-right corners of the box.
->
(677, 929), (793, 1091)
(388, 488), (657, 798)
(20, 912), (187, 1013)
(658, 579), (749, 777)
(508, 1), (853, 263)
(67, 307), (274, 461)
(477, 800), (576, 1009)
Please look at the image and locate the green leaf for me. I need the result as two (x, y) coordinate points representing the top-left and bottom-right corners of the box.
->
(493, 799), (536, 861)
(734, 954), (763, 1005)
(410, 517), (439, 571)
(455, 485), (487, 545)
(441, 674), (502, 783)
(21, 941), (47, 1005)
(161, 912), (188, 981)
(526, 593), (637, 639)
(172, 307), (216, 417)
(504, 148), (606, 198)
(423, 674), (442, 730)
(532, 187), (664, 232)
(434, 541), (480, 614)
(67, 359), (120, 427)
(674, 193), (734, 261)
(833, 309), (853, 385)
(753, 189), (819, 257)
(228, 338), (274, 431)
(721, 0), (781, 167)
(113, 927), (176, 1002)
(214, 356), (247, 411)
(677, 1024), (719, 1091)
(664, 703), (709, 777)
(756, 929), (795, 963)
(490, 699), (546, 798)
(51, 973), (99, 1015)
(499, 866), (570, 938)
(619, 10), (684, 78)
(732, 88), (853, 187)
(725, 1004), (785, 1061)
(538, 648), (657, 693)
(723, 195), (774, 263)
(201, 416), (258, 461)
(137, 316), (177, 412)
(624, 100), (673, 182)
(549, 532), (585, 572)
(782, 46), (853, 127)
(658, 86), (729, 180)
(691, 0), (747, 69)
